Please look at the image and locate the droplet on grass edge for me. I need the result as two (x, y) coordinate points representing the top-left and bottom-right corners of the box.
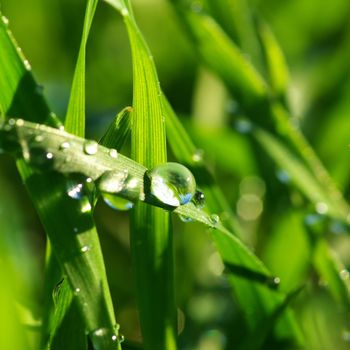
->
(147, 162), (196, 207)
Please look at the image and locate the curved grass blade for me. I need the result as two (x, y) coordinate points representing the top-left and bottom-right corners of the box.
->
(64, 0), (99, 136)
(0, 14), (121, 350)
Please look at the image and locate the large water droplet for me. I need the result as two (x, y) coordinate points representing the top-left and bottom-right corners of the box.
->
(102, 194), (134, 211)
(83, 140), (98, 155)
(98, 170), (128, 194)
(147, 162), (196, 207)
(89, 327), (123, 349)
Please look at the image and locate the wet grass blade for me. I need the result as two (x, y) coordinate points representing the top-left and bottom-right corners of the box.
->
(0, 12), (121, 350)
(64, 0), (98, 136)
(103, 1), (176, 349)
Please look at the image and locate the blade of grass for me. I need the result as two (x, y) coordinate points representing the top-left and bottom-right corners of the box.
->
(104, 2), (176, 349)
(64, 0), (99, 136)
(0, 11), (121, 350)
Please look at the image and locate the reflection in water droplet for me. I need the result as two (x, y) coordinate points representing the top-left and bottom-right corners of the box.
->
(103, 194), (134, 211)
(67, 183), (84, 200)
(28, 147), (55, 170)
(147, 162), (196, 207)
(109, 148), (118, 158)
(89, 327), (123, 349)
(192, 149), (204, 163)
(234, 118), (252, 134)
(83, 140), (98, 155)
(179, 215), (193, 223)
(315, 202), (328, 215)
(193, 190), (205, 208)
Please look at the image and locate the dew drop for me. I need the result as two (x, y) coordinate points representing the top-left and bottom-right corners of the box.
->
(103, 194), (134, 211)
(81, 245), (91, 253)
(179, 215), (193, 223)
(34, 135), (44, 143)
(89, 327), (122, 349)
(83, 140), (98, 155)
(74, 287), (81, 294)
(193, 190), (205, 208)
(66, 176), (94, 200)
(209, 214), (220, 226)
(147, 162), (196, 207)
(1, 16), (9, 26)
(98, 170), (128, 194)
(266, 276), (280, 289)
(67, 183), (84, 200)
(23, 59), (31, 71)
(340, 269), (350, 280)
(234, 118), (252, 134)
(28, 147), (55, 170)
(192, 149), (204, 163)
(109, 148), (118, 158)
(59, 141), (71, 150)
(315, 202), (328, 215)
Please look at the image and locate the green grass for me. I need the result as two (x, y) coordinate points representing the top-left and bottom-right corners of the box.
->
(1, 0), (350, 349)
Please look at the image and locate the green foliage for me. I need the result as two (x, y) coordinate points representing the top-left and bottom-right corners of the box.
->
(1, 0), (350, 349)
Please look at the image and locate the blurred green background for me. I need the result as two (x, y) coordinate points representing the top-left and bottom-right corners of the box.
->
(1, 0), (350, 349)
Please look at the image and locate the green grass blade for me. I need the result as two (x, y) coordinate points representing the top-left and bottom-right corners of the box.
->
(257, 20), (289, 100)
(0, 14), (121, 350)
(103, 2), (176, 349)
(163, 95), (241, 234)
(64, 0), (99, 136)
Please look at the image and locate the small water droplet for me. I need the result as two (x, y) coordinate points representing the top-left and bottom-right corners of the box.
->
(89, 327), (122, 349)
(28, 147), (55, 170)
(23, 59), (31, 71)
(34, 135), (44, 143)
(81, 245), (91, 253)
(266, 276), (280, 289)
(1, 16), (9, 26)
(315, 202), (328, 215)
(179, 215), (193, 223)
(15, 119), (24, 127)
(192, 149), (204, 163)
(75, 287), (81, 294)
(109, 148), (118, 158)
(340, 269), (350, 280)
(59, 141), (71, 150)
(193, 190), (205, 208)
(83, 140), (98, 155)
(234, 118), (252, 134)
(103, 195), (134, 211)
(209, 214), (220, 226)
(147, 162), (196, 207)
